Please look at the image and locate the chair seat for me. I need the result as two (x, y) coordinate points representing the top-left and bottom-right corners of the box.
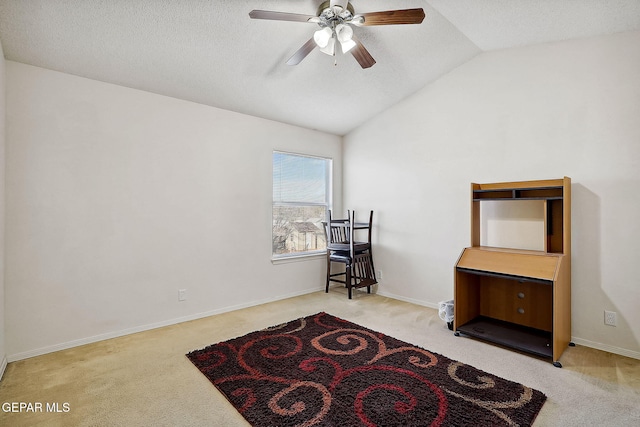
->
(327, 242), (370, 252)
(328, 252), (351, 262)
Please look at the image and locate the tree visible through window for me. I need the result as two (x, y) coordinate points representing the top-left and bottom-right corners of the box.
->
(272, 152), (332, 257)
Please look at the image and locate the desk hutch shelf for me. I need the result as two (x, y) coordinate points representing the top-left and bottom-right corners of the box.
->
(454, 177), (572, 367)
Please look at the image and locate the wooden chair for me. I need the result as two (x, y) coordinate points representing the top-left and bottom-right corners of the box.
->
(323, 210), (377, 299)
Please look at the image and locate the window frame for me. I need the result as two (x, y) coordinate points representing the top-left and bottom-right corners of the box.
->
(272, 150), (333, 260)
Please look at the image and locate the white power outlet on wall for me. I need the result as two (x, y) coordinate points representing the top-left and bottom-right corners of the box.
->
(604, 310), (617, 326)
(178, 289), (187, 302)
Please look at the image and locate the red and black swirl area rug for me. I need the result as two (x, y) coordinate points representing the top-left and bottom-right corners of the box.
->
(187, 312), (546, 426)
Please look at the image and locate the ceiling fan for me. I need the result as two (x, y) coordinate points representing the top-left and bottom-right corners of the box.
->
(249, 1), (425, 69)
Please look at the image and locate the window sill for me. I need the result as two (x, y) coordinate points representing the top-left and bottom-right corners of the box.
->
(271, 253), (326, 265)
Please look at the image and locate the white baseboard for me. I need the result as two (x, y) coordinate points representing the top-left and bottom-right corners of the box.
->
(375, 289), (440, 310)
(571, 337), (640, 360)
(0, 355), (7, 381)
(8, 288), (639, 363)
(8, 286), (322, 362)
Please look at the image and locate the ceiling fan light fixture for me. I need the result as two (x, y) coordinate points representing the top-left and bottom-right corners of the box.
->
(313, 27), (333, 48)
(340, 40), (356, 53)
(336, 24), (353, 41)
(319, 36), (336, 56)
(336, 24), (355, 53)
(339, 38), (356, 53)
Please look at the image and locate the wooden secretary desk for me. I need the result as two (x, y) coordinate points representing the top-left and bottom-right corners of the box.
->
(454, 177), (572, 367)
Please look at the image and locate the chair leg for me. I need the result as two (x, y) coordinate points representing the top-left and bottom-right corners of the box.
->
(325, 254), (331, 293)
(346, 263), (352, 299)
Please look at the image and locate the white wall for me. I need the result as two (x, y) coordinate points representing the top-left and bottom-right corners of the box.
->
(0, 40), (7, 378)
(5, 62), (342, 360)
(344, 31), (640, 358)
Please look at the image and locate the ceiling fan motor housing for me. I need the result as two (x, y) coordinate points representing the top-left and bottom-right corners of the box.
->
(317, 1), (355, 17)
(316, 1), (358, 28)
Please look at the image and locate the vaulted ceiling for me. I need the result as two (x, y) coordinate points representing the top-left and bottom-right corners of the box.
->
(1, 0), (639, 135)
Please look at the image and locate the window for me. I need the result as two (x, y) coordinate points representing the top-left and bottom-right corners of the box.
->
(272, 151), (332, 258)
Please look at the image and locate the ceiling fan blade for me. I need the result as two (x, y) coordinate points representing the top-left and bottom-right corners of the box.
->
(286, 38), (318, 66)
(358, 8), (425, 26)
(350, 36), (376, 69)
(249, 10), (317, 23)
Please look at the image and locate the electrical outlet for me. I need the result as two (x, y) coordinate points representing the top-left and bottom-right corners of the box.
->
(377, 270), (383, 280)
(604, 310), (617, 326)
(178, 289), (187, 302)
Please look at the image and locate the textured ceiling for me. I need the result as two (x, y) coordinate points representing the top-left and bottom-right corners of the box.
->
(1, 0), (639, 135)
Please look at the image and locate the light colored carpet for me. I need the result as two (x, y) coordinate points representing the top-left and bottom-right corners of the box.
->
(1, 289), (639, 426)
